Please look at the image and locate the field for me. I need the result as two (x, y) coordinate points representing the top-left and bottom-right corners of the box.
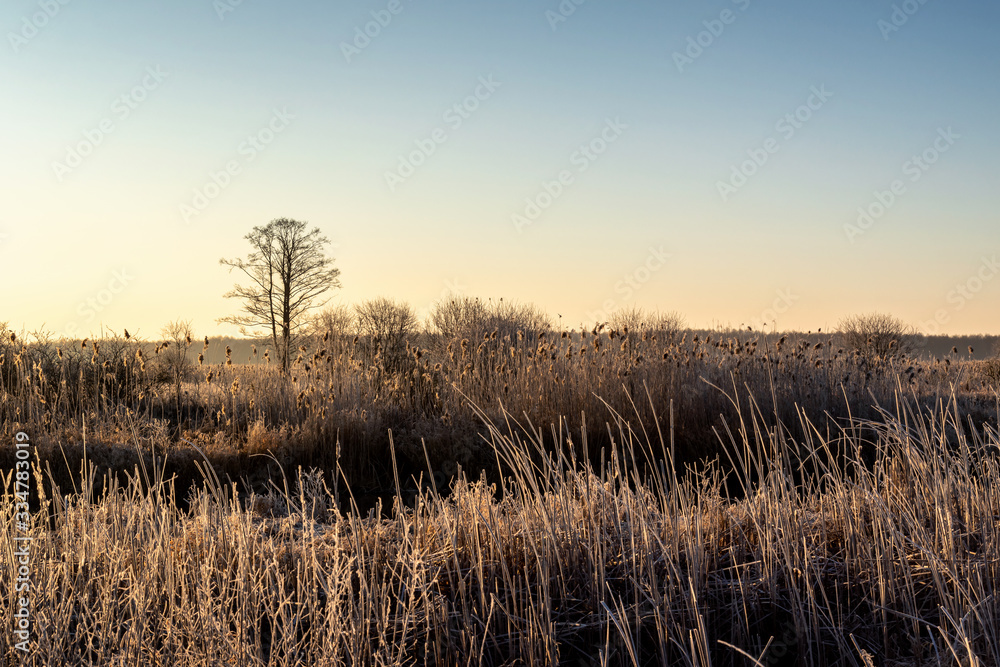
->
(2, 316), (1000, 665)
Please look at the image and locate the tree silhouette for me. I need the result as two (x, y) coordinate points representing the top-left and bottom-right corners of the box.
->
(219, 218), (340, 372)
(837, 312), (915, 361)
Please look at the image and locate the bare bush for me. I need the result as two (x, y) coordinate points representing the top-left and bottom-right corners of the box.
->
(607, 307), (685, 339)
(354, 297), (418, 372)
(428, 296), (549, 341)
(427, 296), (488, 339)
(982, 342), (1000, 386)
(837, 312), (916, 360)
(157, 320), (194, 390)
(305, 303), (355, 353)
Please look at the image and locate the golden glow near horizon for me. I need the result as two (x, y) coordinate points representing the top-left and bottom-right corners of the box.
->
(2, 2), (998, 338)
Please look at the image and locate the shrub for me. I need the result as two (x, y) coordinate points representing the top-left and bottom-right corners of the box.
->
(307, 304), (355, 340)
(428, 296), (549, 341)
(607, 307), (685, 339)
(354, 297), (418, 373)
(981, 342), (1000, 386)
(837, 312), (916, 361)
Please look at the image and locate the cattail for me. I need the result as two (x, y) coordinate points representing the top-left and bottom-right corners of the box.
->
(198, 353), (204, 365)
(969, 346), (974, 355)
(56, 347), (63, 360)
(9, 332), (15, 343)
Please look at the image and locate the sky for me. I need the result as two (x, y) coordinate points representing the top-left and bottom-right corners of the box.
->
(2, 0), (998, 340)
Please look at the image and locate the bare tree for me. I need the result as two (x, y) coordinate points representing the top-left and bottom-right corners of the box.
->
(219, 218), (340, 372)
(837, 312), (916, 361)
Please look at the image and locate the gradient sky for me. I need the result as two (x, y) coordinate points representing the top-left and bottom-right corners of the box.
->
(2, 0), (998, 340)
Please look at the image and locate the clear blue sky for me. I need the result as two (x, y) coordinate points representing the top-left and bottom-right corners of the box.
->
(2, 0), (998, 339)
